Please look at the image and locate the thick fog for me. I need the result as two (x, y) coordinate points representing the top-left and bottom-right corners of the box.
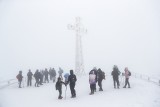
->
(0, 0), (160, 80)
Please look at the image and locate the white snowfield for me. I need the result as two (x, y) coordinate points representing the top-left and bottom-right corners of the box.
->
(0, 75), (160, 107)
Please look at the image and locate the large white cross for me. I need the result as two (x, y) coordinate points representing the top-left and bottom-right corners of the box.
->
(68, 17), (87, 76)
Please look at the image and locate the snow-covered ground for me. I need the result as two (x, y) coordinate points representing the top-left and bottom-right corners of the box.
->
(0, 75), (160, 107)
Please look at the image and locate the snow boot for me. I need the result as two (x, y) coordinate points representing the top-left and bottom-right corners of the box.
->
(99, 88), (103, 91)
(89, 92), (94, 95)
(71, 96), (75, 98)
(71, 95), (76, 98)
(58, 96), (63, 99)
(99, 89), (103, 91)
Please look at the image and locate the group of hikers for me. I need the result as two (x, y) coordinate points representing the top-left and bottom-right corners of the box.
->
(111, 65), (131, 89)
(16, 65), (131, 99)
(88, 65), (131, 96)
(16, 67), (60, 88)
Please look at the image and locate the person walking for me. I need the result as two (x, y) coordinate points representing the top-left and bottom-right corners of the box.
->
(123, 67), (131, 88)
(34, 70), (40, 87)
(90, 67), (98, 92)
(89, 70), (96, 95)
(97, 68), (105, 91)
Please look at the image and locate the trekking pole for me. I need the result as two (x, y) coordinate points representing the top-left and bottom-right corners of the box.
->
(65, 85), (67, 100)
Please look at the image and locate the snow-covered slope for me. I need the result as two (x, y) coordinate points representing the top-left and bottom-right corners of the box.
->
(0, 75), (160, 107)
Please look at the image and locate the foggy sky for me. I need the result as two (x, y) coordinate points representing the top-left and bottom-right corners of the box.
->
(0, 0), (160, 79)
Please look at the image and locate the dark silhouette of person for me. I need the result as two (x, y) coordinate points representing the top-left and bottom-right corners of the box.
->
(16, 71), (23, 88)
(66, 70), (77, 98)
(111, 65), (120, 89)
(55, 77), (66, 99)
(27, 69), (33, 86)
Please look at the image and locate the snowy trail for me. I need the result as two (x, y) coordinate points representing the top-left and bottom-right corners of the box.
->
(0, 75), (160, 107)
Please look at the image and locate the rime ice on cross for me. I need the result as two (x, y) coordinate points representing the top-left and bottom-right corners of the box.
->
(68, 17), (87, 76)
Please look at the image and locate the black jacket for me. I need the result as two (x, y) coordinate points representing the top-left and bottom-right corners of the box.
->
(27, 71), (33, 79)
(98, 71), (104, 81)
(56, 81), (65, 90)
(111, 68), (120, 79)
(34, 71), (40, 80)
(68, 74), (77, 85)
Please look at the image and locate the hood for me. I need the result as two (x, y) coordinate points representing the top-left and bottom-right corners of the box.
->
(70, 70), (74, 75)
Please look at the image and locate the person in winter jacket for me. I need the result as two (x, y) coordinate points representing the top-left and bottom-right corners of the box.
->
(90, 67), (98, 92)
(39, 70), (43, 85)
(34, 70), (40, 87)
(123, 67), (131, 88)
(27, 69), (33, 86)
(52, 68), (57, 82)
(97, 68), (105, 91)
(89, 70), (96, 95)
(111, 65), (120, 89)
(49, 68), (57, 82)
(58, 67), (63, 80)
(55, 77), (66, 99)
(49, 68), (54, 81)
(16, 71), (23, 88)
(66, 70), (77, 98)
(41, 70), (45, 83)
(44, 68), (49, 83)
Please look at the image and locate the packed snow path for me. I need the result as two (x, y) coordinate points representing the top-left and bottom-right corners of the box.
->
(0, 75), (160, 107)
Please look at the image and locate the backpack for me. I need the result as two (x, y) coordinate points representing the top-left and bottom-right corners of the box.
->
(118, 71), (121, 75)
(16, 74), (20, 80)
(98, 71), (105, 80)
(102, 72), (105, 79)
(128, 71), (131, 76)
